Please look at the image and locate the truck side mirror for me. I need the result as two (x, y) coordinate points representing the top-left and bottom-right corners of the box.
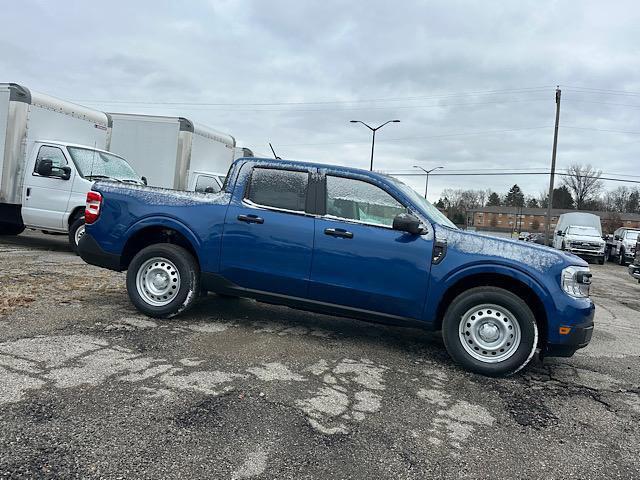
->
(392, 213), (425, 235)
(556, 231), (564, 237)
(36, 158), (53, 177)
(141, 176), (148, 186)
(59, 166), (71, 180)
(614, 235), (620, 241)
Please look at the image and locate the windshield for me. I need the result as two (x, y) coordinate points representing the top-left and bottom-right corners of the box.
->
(68, 147), (140, 182)
(567, 226), (601, 237)
(387, 176), (457, 229)
(626, 231), (639, 241)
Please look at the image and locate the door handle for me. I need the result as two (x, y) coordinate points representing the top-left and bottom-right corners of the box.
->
(324, 228), (353, 239)
(238, 214), (264, 224)
(26, 187), (31, 198)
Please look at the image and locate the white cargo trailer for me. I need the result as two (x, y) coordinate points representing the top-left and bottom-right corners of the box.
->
(0, 83), (143, 250)
(108, 113), (246, 193)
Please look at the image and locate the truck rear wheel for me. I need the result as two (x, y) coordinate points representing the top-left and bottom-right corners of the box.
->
(442, 286), (538, 377)
(69, 217), (85, 254)
(126, 244), (200, 318)
(618, 248), (627, 266)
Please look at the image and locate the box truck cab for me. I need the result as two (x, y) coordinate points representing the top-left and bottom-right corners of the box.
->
(22, 141), (143, 247)
(0, 83), (143, 251)
(553, 212), (605, 264)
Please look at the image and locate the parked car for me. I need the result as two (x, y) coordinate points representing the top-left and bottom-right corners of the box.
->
(605, 227), (639, 266)
(527, 233), (546, 245)
(78, 158), (595, 377)
(517, 231), (529, 241)
(628, 237), (640, 283)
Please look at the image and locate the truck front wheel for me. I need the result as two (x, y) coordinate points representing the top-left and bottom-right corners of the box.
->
(126, 244), (200, 318)
(0, 222), (25, 236)
(442, 287), (538, 377)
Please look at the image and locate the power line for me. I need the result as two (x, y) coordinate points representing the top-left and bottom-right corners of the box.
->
(563, 85), (640, 97)
(383, 171), (640, 185)
(72, 86), (554, 107)
(276, 126), (551, 147)
(565, 99), (640, 109)
(89, 97), (550, 113)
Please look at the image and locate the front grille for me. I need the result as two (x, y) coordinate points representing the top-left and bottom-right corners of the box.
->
(570, 242), (601, 251)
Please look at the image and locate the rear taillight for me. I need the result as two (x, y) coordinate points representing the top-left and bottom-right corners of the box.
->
(85, 191), (102, 224)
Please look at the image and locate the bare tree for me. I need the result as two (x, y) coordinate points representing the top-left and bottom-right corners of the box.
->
(561, 164), (603, 210)
(604, 186), (630, 212)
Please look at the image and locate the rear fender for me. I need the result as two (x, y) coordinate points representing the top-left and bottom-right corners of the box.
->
(124, 215), (202, 263)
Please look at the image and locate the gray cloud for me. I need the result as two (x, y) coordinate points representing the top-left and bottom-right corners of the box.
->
(2, 0), (639, 200)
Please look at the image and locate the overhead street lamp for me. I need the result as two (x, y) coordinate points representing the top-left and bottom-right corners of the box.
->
(413, 165), (444, 199)
(350, 119), (400, 171)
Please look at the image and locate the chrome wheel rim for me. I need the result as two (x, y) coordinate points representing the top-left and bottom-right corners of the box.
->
(459, 303), (521, 363)
(136, 257), (180, 307)
(74, 224), (85, 246)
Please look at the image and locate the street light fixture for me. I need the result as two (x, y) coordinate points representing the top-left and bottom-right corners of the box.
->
(350, 119), (400, 171)
(413, 165), (443, 199)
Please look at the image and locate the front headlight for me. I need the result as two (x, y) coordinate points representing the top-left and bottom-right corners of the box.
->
(561, 266), (592, 298)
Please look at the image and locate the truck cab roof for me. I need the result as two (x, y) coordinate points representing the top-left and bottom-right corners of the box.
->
(36, 141), (124, 158)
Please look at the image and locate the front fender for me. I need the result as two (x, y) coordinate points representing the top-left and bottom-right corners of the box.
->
(422, 261), (554, 327)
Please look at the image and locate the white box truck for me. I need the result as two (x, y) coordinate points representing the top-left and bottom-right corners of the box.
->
(553, 211), (605, 264)
(108, 114), (251, 194)
(0, 83), (145, 251)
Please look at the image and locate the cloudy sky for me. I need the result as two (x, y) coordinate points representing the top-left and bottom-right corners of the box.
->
(2, 0), (640, 201)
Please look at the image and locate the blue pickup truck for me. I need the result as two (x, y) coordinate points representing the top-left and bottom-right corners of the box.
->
(78, 158), (594, 376)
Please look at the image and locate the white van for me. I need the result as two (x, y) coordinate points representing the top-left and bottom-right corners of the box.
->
(0, 83), (144, 251)
(553, 212), (605, 264)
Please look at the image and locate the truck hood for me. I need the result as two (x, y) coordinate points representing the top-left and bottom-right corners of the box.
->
(435, 225), (587, 272)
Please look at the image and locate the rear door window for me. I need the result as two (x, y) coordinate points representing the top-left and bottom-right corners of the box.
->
(195, 175), (221, 194)
(246, 168), (309, 212)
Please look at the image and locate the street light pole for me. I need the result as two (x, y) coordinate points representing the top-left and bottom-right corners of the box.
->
(350, 119), (400, 171)
(413, 165), (444, 199)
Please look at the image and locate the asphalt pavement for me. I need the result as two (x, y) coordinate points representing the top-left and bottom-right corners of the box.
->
(1, 230), (639, 479)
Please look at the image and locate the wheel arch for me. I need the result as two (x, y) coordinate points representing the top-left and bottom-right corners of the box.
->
(121, 218), (201, 270)
(67, 206), (85, 226)
(434, 269), (549, 348)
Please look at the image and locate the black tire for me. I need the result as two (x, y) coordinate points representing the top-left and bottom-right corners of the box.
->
(604, 247), (611, 262)
(0, 222), (25, 236)
(68, 217), (85, 254)
(597, 256), (605, 265)
(126, 244), (200, 318)
(560, 242), (566, 251)
(618, 248), (626, 266)
(442, 286), (538, 377)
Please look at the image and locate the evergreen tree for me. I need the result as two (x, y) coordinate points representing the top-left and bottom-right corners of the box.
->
(526, 197), (539, 208)
(552, 186), (575, 209)
(504, 184), (525, 207)
(487, 192), (501, 206)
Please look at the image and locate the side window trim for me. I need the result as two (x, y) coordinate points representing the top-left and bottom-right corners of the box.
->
(242, 166), (313, 216)
(320, 172), (410, 229)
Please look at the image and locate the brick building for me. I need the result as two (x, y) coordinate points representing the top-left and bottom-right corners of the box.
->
(467, 206), (640, 233)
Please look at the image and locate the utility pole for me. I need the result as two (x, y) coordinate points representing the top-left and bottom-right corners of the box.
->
(545, 87), (561, 246)
(350, 120), (400, 171)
